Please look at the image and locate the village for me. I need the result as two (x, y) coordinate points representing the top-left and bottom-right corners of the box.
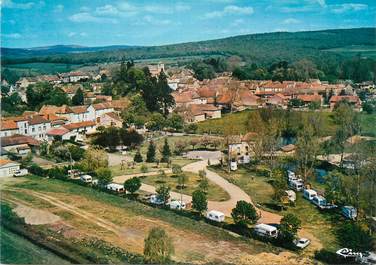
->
(1, 56), (376, 264)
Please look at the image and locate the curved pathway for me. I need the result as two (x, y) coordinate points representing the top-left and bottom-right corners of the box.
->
(113, 159), (281, 224)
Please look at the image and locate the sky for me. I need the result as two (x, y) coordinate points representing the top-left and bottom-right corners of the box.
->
(1, 0), (375, 48)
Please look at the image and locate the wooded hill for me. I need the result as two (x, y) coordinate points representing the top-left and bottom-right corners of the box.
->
(2, 28), (376, 66)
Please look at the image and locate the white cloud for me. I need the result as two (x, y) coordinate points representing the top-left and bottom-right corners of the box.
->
(204, 5), (254, 19)
(80, 6), (90, 12)
(282, 18), (300, 24)
(80, 32), (88, 37)
(175, 3), (191, 12)
(315, 0), (326, 8)
(117, 2), (137, 12)
(68, 32), (76, 37)
(1, 0), (34, 9)
(204, 11), (223, 19)
(224, 5), (254, 15)
(331, 3), (368, 14)
(95, 4), (119, 16)
(68, 32), (88, 37)
(2, 33), (22, 39)
(54, 4), (64, 13)
(69, 12), (118, 23)
(231, 18), (245, 26)
(143, 15), (172, 26)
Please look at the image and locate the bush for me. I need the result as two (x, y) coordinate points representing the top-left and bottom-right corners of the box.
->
(314, 249), (354, 264)
(28, 164), (46, 176)
(336, 222), (373, 251)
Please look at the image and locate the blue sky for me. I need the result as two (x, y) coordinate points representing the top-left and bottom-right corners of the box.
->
(1, 0), (375, 48)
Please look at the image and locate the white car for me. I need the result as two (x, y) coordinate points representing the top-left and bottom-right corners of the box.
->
(294, 238), (311, 249)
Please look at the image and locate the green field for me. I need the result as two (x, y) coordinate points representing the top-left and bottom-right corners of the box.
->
(198, 110), (376, 137)
(4, 63), (82, 75)
(1, 227), (71, 264)
(324, 45), (376, 58)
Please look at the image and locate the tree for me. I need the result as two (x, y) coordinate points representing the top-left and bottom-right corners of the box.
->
(173, 140), (186, 155)
(81, 148), (108, 172)
(337, 223), (373, 251)
(146, 141), (156, 163)
(231, 200), (259, 226)
(177, 173), (189, 189)
(144, 227), (174, 264)
(184, 123), (198, 134)
(192, 190), (207, 215)
(333, 101), (360, 168)
(124, 177), (141, 195)
(93, 127), (120, 150)
(278, 213), (301, 243)
(189, 138), (199, 150)
(167, 113), (184, 131)
(156, 185), (170, 205)
(295, 116), (320, 183)
(198, 177), (209, 193)
(161, 138), (171, 163)
(146, 112), (165, 131)
(134, 150), (143, 163)
(96, 167), (113, 186)
(72, 88), (84, 105)
(119, 128), (144, 148)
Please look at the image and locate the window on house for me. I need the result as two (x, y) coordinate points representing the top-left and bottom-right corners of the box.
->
(43, 125), (46, 130)
(32, 127), (35, 132)
(25, 129), (27, 134)
(38, 127), (41, 131)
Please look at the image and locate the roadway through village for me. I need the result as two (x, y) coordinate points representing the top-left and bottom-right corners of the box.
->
(113, 157), (281, 224)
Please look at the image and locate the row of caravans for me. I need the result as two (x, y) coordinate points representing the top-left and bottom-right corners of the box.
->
(288, 170), (357, 220)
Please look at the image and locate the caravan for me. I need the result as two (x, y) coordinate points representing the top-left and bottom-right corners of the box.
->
(311, 195), (327, 208)
(289, 179), (304, 191)
(254, 224), (278, 238)
(303, 189), (317, 201)
(206, 210), (225, 222)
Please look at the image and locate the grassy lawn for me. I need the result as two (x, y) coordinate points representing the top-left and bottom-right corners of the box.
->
(110, 157), (195, 176)
(209, 165), (274, 206)
(141, 171), (230, 201)
(197, 109), (376, 137)
(360, 113), (376, 137)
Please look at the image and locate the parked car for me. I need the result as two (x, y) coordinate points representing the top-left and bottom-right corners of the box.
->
(294, 238), (311, 249)
(230, 161), (237, 171)
(168, 200), (186, 210)
(303, 189), (317, 201)
(341, 206), (357, 220)
(254, 223), (278, 238)
(312, 195), (337, 210)
(13, 169), (28, 177)
(206, 210), (225, 222)
(80, 174), (92, 183)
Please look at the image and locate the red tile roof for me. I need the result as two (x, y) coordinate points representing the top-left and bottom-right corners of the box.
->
(297, 94), (323, 103)
(92, 103), (111, 110)
(63, 121), (96, 130)
(1, 120), (18, 131)
(330, 95), (360, 104)
(68, 106), (88, 114)
(47, 127), (70, 136)
(1, 134), (40, 147)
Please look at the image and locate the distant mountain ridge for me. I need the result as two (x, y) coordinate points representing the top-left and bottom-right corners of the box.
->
(2, 27), (376, 65)
(2, 44), (139, 57)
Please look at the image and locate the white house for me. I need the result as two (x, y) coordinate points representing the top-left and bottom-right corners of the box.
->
(26, 115), (51, 141)
(63, 121), (97, 135)
(0, 120), (19, 137)
(0, 159), (20, 177)
(92, 103), (114, 123)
